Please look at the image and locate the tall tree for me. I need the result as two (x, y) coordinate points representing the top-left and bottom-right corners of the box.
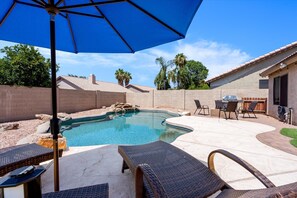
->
(123, 71), (132, 86)
(186, 60), (209, 89)
(115, 68), (125, 86)
(154, 57), (172, 90)
(0, 44), (53, 87)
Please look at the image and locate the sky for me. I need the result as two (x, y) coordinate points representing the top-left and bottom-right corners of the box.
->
(1, 0), (297, 88)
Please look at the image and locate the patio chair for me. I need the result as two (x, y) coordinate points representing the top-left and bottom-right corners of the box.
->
(242, 101), (258, 118)
(219, 101), (238, 120)
(0, 143), (63, 176)
(42, 183), (109, 198)
(118, 141), (297, 198)
(215, 100), (224, 109)
(194, 100), (209, 115)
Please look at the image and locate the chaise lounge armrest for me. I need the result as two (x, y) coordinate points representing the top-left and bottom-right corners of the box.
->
(136, 164), (167, 198)
(208, 149), (275, 188)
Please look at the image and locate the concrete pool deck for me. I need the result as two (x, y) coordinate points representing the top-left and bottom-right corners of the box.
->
(41, 115), (297, 197)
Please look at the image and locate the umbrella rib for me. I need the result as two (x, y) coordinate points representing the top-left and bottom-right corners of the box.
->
(0, 1), (16, 26)
(31, 0), (46, 7)
(127, 0), (185, 38)
(58, 0), (125, 11)
(55, 0), (65, 7)
(64, 13), (78, 53)
(15, 0), (44, 9)
(60, 10), (104, 19)
(90, 0), (135, 53)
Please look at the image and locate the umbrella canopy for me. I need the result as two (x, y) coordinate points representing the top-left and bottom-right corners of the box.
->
(0, 0), (203, 192)
(0, 0), (202, 53)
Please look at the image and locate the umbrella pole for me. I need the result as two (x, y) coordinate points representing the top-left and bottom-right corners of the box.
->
(50, 13), (60, 192)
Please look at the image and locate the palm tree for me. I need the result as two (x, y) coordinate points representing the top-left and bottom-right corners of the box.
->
(124, 72), (132, 86)
(154, 57), (172, 90)
(174, 53), (187, 69)
(167, 69), (177, 88)
(115, 69), (125, 86)
(174, 53), (187, 88)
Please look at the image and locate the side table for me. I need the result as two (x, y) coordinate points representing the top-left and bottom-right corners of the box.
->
(0, 166), (45, 198)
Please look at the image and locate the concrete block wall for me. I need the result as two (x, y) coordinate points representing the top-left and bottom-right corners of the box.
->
(0, 86), (127, 122)
(0, 85), (51, 122)
(97, 91), (126, 108)
(154, 90), (185, 109)
(126, 91), (153, 108)
(59, 89), (96, 113)
(126, 89), (268, 114)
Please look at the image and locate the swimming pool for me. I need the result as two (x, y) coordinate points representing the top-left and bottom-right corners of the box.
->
(62, 110), (191, 146)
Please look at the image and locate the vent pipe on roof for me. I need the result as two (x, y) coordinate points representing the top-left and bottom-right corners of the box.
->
(89, 74), (96, 84)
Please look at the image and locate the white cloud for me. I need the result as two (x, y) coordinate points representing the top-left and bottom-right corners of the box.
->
(173, 40), (251, 79)
(0, 40), (251, 85)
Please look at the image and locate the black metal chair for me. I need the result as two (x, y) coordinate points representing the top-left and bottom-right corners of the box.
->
(219, 101), (238, 120)
(242, 101), (258, 118)
(215, 100), (224, 110)
(194, 100), (209, 115)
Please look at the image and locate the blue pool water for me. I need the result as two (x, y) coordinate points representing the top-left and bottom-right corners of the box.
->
(62, 111), (191, 146)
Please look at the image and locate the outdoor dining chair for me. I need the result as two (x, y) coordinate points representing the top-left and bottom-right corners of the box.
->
(219, 101), (238, 120)
(194, 100), (209, 115)
(215, 100), (224, 110)
(242, 101), (258, 118)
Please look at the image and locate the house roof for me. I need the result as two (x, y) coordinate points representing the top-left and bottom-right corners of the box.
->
(260, 51), (297, 77)
(207, 41), (297, 83)
(125, 84), (155, 92)
(57, 76), (133, 93)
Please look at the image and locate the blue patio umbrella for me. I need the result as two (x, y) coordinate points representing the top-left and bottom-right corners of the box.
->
(0, 0), (203, 191)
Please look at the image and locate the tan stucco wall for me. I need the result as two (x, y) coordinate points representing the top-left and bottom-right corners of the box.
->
(267, 64), (297, 125)
(216, 70), (268, 89)
(210, 47), (297, 89)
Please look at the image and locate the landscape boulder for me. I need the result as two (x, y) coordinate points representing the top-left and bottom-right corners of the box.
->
(0, 123), (19, 132)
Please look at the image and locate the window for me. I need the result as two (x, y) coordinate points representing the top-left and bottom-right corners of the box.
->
(273, 74), (288, 106)
(259, 79), (268, 89)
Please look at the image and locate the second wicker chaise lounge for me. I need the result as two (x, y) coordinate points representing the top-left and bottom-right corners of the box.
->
(118, 141), (297, 198)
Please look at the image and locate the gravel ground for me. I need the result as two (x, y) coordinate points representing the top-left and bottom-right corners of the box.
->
(0, 108), (110, 149)
(0, 119), (43, 149)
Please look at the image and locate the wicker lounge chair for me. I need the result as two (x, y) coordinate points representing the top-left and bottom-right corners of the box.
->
(242, 101), (258, 118)
(42, 183), (109, 198)
(194, 100), (209, 115)
(0, 143), (63, 176)
(118, 141), (297, 198)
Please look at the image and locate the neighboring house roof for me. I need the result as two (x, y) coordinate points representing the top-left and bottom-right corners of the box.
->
(57, 75), (133, 93)
(207, 41), (297, 83)
(125, 84), (155, 92)
(260, 51), (297, 77)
